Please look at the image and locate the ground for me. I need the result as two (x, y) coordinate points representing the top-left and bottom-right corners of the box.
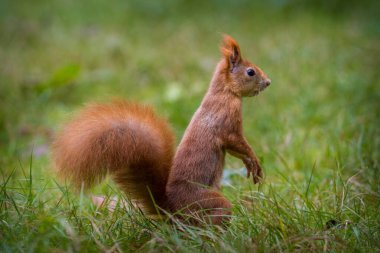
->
(0, 0), (379, 252)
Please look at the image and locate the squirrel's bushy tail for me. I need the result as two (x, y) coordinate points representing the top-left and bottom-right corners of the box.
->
(52, 101), (175, 213)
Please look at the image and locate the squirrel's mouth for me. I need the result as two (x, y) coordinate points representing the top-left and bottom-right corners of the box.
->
(252, 86), (265, 96)
(248, 89), (260, 97)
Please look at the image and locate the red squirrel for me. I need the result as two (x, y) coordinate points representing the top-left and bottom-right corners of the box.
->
(52, 35), (271, 225)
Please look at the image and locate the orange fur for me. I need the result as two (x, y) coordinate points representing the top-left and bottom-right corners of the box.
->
(52, 101), (174, 213)
(52, 35), (271, 225)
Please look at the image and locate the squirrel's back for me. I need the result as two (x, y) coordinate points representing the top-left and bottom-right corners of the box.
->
(52, 101), (175, 213)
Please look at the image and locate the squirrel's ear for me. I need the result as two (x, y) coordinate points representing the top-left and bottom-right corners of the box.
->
(220, 34), (242, 71)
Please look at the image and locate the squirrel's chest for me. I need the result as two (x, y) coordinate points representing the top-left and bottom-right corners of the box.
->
(198, 112), (222, 129)
(196, 109), (238, 134)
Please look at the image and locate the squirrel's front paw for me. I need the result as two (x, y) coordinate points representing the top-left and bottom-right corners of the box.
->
(243, 157), (263, 184)
(243, 157), (253, 178)
(252, 159), (263, 184)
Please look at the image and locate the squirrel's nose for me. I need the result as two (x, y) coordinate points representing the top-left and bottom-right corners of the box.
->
(265, 79), (271, 87)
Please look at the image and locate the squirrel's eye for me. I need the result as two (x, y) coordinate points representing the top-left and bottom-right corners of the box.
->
(247, 68), (255, 76)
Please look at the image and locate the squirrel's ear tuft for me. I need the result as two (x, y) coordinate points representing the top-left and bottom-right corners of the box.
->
(220, 34), (242, 70)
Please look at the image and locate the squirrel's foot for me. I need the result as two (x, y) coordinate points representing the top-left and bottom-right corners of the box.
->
(243, 157), (263, 184)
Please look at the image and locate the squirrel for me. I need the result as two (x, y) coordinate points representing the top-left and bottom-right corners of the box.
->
(52, 35), (271, 225)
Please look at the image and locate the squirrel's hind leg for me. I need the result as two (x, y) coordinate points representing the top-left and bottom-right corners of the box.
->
(195, 189), (232, 226)
(168, 186), (232, 226)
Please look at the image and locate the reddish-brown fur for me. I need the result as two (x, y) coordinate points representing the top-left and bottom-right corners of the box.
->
(52, 101), (174, 213)
(52, 35), (271, 225)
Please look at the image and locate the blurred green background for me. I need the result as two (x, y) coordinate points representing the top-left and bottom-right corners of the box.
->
(1, 0), (379, 170)
(0, 0), (379, 251)
(1, 0), (379, 200)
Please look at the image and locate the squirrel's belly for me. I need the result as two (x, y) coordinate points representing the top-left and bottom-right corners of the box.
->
(169, 144), (225, 187)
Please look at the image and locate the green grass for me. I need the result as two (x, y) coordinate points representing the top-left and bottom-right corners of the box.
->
(1, 0), (379, 252)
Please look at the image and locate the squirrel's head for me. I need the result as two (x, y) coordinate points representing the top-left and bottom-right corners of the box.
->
(219, 34), (271, 97)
